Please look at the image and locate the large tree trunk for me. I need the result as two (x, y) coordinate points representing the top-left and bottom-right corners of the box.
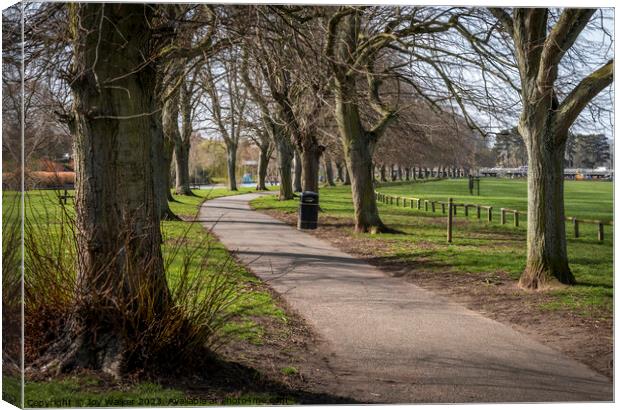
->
(519, 128), (575, 289)
(275, 136), (295, 200)
(335, 77), (386, 232)
(346, 140), (385, 233)
(62, 3), (170, 376)
(256, 144), (270, 191)
(293, 149), (303, 192)
(301, 141), (324, 192)
(225, 142), (238, 191)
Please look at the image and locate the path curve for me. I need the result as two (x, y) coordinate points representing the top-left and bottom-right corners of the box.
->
(200, 193), (612, 403)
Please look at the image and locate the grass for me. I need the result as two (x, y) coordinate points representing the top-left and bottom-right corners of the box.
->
(251, 178), (613, 318)
(11, 185), (291, 405)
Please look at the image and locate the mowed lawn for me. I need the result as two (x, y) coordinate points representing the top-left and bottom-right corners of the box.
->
(251, 179), (613, 318)
(7, 186), (288, 406)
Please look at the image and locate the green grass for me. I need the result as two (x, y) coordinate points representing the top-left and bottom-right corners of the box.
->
(14, 186), (289, 405)
(251, 179), (613, 318)
(377, 178), (612, 222)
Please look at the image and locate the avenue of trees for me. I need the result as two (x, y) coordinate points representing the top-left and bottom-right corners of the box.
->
(5, 4), (614, 376)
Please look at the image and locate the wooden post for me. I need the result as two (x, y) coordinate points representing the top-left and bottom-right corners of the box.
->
(487, 207), (492, 222)
(396, 197), (400, 206)
(425, 200), (429, 212)
(464, 205), (469, 217)
(441, 203), (446, 214)
(573, 218), (579, 238)
(514, 211), (519, 227)
(453, 204), (457, 216)
(598, 222), (604, 241)
(390, 196), (394, 205)
(431, 201), (436, 212)
(500, 208), (506, 225)
(447, 198), (453, 243)
(417, 199), (421, 209)
(476, 205), (481, 219)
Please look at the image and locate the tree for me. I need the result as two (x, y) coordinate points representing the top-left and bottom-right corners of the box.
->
(240, 45), (296, 199)
(56, 3), (170, 374)
(489, 8), (614, 288)
(203, 52), (249, 191)
(324, 7), (455, 232)
(174, 69), (201, 196)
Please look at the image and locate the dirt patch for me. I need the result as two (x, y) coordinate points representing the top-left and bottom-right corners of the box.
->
(257, 208), (613, 380)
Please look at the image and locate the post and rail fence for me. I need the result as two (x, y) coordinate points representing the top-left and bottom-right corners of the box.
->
(374, 190), (612, 243)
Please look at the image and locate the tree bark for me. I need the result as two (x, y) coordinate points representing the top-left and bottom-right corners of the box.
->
(276, 136), (295, 200)
(174, 85), (194, 196)
(519, 128), (575, 289)
(174, 140), (192, 195)
(380, 164), (387, 182)
(62, 3), (170, 375)
(293, 149), (303, 192)
(334, 73), (386, 232)
(256, 144), (270, 191)
(335, 162), (345, 182)
(343, 166), (351, 186)
(301, 142), (323, 192)
(324, 154), (336, 187)
(151, 110), (178, 220)
(225, 141), (238, 191)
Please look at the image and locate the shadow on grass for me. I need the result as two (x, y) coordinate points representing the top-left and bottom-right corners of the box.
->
(162, 355), (359, 405)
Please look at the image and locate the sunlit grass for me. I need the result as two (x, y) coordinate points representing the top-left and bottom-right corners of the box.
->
(251, 179), (613, 318)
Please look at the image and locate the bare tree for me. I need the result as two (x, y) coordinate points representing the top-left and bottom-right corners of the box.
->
(488, 8), (614, 288)
(324, 7), (456, 232)
(202, 51), (249, 191)
(57, 3), (170, 374)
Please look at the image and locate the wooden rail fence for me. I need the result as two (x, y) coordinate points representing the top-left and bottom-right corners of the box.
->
(375, 191), (612, 243)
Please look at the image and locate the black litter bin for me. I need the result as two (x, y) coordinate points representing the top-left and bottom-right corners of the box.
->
(298, 191), (319, 229)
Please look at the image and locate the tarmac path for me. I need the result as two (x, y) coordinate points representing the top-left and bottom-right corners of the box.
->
(200, 193), (612, 404)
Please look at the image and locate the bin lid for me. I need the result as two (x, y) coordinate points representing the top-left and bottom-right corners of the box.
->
(300, 191), (319, 203)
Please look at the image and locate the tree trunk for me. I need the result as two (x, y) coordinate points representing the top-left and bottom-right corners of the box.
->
(334, 77), (386, 232)
(343, 162), (351, 185)
(301, 142), (323, 192)
(62, 3), (169, 376)
(519, 128), (575, 289)
(324, 154), (336, 187)
(293, 149), (303, 192)
(276, 136), (295, 200)
(256, 144), (270, 191)
(405, 167), (410, 181)
(397, 166), (403, 181)
(380, 164), (387, 182)
(336, 162), (345, 182)
(175, 82), (194, 196)
(225, 142), (238, 191)
(151, 110), (178, 220)
(174, 140), (192, 195)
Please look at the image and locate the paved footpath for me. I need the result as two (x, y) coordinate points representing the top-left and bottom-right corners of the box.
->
(200, 193), (612, 404)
